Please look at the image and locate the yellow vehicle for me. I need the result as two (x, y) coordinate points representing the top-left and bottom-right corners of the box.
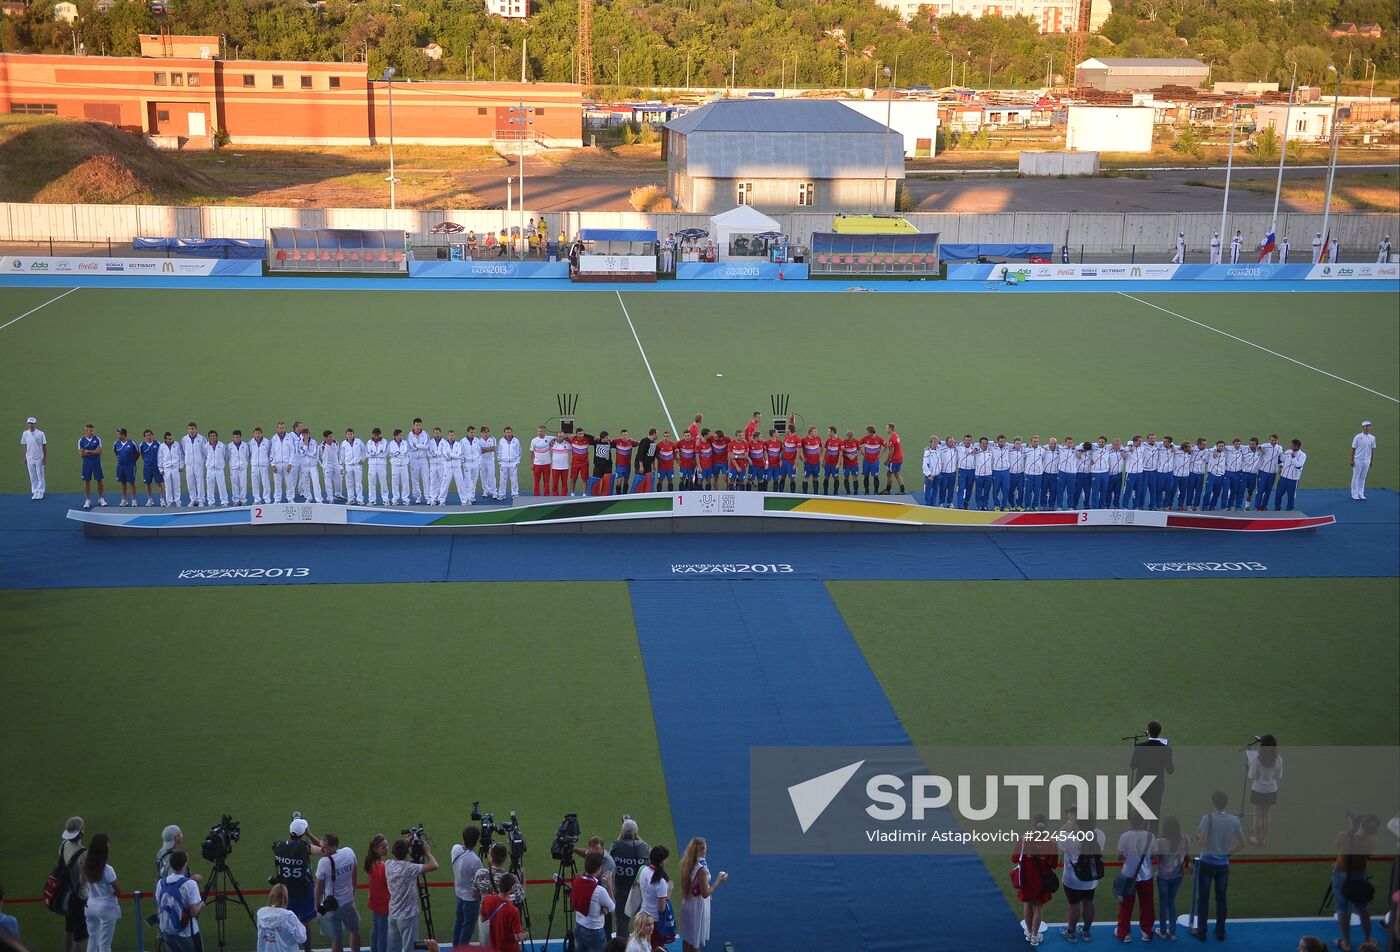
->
(830, 214), (919, 235)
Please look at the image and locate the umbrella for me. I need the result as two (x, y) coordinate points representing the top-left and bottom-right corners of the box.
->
(431, 221), (464, 235)
(753, 231), (785, 240)
(676, 228), (708, 239)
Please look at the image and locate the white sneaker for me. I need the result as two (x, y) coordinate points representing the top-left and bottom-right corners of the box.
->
(98, 498), (108, 507)
(146, 499), (155, 507)
(83, 500), (92, 510)
(160, 500), (168, 507)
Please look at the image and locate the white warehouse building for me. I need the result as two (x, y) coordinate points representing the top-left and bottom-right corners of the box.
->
(1065, 105), (1154, 153)
(1253, 103), (1335, 143)
(837, 100), (939, 157)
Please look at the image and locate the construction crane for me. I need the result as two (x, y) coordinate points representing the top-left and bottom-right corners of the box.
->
(1063, 0), (1086, 95)
(577, 0), (593, 86)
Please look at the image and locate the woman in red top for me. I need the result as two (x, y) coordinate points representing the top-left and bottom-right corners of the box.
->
(1013, 815), (1058, 947)
(365, 834), (390, 952)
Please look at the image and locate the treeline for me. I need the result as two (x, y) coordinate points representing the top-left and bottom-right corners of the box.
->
(1, 0), (1393, 90)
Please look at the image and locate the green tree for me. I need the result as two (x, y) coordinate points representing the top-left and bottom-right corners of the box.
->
(1229, 41), (1275, 82)
(1248, 122), (1279, 159)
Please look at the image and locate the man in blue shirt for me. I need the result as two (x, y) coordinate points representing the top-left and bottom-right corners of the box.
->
(78, 423), (106, 510)
(112, 427), (140, 507)
(1191, 791), (1245, 941)
(139, 429), (163, 507)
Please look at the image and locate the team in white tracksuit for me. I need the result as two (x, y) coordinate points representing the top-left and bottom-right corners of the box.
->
(428, 430), (449, 504)
(269, 425), (296, 503)
(204, 434), (229, 507)
(365, 431), (389, 505)
(226, 433), (251, 505)
(180, 425), (206, 506)
(497, 429), (522, 498)
(319, 435), (343, 501)
(479, 428), (499, 499)
(295, 433), (324, 502)
(460, 429), (482, 503)
(341, 429), (365, 504)
(406, 423), (432, 503)
(388, 432), (411, 505)
(158, 435), (183, 507)
(248, 430), (273, 504)
(441, 434), (467, 505)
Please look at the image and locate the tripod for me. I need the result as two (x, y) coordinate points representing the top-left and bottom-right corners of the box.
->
(413, 852), (437, 941)
(509, 848), (535, 952)
(201, 859), (254, 952)
(543, 852), (579, 952)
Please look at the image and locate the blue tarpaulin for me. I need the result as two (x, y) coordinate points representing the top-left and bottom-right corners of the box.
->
(938, 242), (1054, 261)
(133, 237), (267, 259)
(578, 228), (657, 243)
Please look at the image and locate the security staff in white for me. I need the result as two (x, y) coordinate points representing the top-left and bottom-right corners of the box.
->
(388, 431), (411, 505)
(341, 428), (365, 505)
(1209, 232), (1222, 264)
(203, 431), (229, 507)
(180, 422), (206, 506)
(294, 431), (324, 502)
(1311, 233), (1324, 263)
(497, 427), (522, 499)
(1172, 232), (1185, 264)
(479, 426), (500, 500)
(365, 429), (389, 505)
(21, 416), (46, 500)
(441, 431), (466, 505)
(226, 431), (251, 506)
(1329, 237), (1340, 263)
(427, 428), (449, 505)
(248, 428), (273, 505)
(158, 433), (182, 507)
(406, 420), (432, 504)
(1278, 235), (1290, 263)
(460, 427), (482, 504)
(269, 422), (295, 503)
(1379, 235), (1392, 264)
(1229, 230), (1243, 264)
(1351, 421), (1376, 501)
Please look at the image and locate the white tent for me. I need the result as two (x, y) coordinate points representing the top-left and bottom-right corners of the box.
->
(709, 205), (782, 260)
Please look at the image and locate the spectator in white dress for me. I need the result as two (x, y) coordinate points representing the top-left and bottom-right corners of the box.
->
(1246, 734), (1283, 847)
(678, 838), (727, 952)
(80, 834), (122, 952)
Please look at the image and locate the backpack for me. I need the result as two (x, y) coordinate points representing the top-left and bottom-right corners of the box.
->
(158, 875), (192, 935)
(42, 846), (85, 916)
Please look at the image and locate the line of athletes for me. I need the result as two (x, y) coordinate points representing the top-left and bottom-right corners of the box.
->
(531, 413), (907, 497)
(919, 433), (1309, 512)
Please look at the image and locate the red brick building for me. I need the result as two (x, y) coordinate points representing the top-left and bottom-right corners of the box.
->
(0, 51), (583, 148)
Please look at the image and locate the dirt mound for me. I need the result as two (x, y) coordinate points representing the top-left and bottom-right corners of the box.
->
(0, 116), (226, 204)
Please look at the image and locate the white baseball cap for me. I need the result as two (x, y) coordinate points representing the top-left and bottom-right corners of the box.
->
(26, 416), (37, 424)
(1362, 420), (1372, 427)
(289, 817), (309, 836)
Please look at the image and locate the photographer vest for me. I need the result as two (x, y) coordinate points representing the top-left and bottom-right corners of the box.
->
(609, 840), (649, 885)
(272, 839), (312, 896)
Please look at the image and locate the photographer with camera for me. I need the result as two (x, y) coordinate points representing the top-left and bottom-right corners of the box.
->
(610, 818), (650, 938)
(385, 835), (437, 952)
(480, 874), (529, 952)
(312, 833), (359, 952)
(572, 852), (616, 952)
(156, 826), (186, 881)
(450, 827), (483, 949)
(473, 844), (526, 908)
(1334, 812), (1382, 952)
(157, 850), (205, 952)
(271, 815), (323, 952)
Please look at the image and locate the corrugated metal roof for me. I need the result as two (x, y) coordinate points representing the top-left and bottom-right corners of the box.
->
(665, 99), (891, 135)
(1082, 58), (1208, 69)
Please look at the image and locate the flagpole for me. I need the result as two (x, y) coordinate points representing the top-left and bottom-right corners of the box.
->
(1317, 64), (1343, 263)
(1218, 97), (1238, 247)
(1267, 68), (1296, 262)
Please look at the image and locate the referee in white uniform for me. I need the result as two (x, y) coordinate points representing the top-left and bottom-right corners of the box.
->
(1351, 421), (1376, 501)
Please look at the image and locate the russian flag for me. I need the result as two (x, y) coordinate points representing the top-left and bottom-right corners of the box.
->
(1258, 227), (1276, 262)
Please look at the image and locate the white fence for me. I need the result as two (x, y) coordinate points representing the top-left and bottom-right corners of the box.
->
(2, 203), (1396, 254)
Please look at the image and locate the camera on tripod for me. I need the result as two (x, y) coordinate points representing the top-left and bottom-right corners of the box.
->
(202, 815), (241, 864)
(500, 812), (527, 863)
(400, 824), (429, 863)
(550, 813), (581, 861)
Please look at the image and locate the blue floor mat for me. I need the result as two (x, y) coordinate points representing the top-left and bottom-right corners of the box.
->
(627, 578), (1005, 951)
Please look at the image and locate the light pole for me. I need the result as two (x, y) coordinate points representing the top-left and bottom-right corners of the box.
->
(383, 67), (398, 210)
(1267, 65), (1296, 260)
(730, 49), (736, 90)
(508, 101), (534, 259)
(1318, 64), (1343, 262)
(881, 65), (894, 212)
(1217, 96), (1238, 248)
(615, 47), (621, 88)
